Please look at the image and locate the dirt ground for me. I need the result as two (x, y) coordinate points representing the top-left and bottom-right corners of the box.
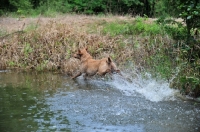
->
(0, 15), (137, 33)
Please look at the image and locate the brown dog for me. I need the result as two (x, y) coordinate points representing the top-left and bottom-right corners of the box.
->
(72, 48), (121, 79)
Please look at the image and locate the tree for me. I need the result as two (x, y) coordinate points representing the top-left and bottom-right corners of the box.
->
(179, 0), (200, 43)
(9, 0), (32, 14)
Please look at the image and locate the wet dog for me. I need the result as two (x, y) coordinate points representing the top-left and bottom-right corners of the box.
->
(72, 48), (121, 79)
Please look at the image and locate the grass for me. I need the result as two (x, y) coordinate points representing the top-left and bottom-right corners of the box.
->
(102, 21), (129, 36)
(101, 17), (163, 37)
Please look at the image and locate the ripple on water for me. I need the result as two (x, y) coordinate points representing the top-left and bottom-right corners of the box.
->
(0, 71), (200, 132)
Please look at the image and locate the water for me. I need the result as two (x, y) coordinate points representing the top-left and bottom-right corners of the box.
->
(0, 71), (200, 132)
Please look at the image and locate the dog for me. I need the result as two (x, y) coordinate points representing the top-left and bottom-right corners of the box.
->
(72, 48), (121, 79)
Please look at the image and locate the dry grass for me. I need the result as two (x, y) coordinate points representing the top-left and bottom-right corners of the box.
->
(0, 16), (113, 73)
(0, 15), (172, 76)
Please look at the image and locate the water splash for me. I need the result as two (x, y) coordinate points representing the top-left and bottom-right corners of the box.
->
(107, 72), (178, 102)
(135, 79), (177, 102)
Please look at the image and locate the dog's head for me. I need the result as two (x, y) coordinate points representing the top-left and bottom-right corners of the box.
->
(73, 48), (92, 61)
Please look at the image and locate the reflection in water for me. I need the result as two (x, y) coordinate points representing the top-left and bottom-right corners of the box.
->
(0, 85), (39, 132)
(0, 71), (71, 132)
(0, 71), (200, 132)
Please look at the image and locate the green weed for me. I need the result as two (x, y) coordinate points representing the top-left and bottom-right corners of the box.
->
(102, 21), (129, 36)
(102, 19), (163, 36)
(147, 54), (172, 80)
(8, 61), (16, 67)
(23, 43), (33, 57)
(36, 60), (48, 71)
(156, 17), (187, 40)
(130, 21), (162, 35)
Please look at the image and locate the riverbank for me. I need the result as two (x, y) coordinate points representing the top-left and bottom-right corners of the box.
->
(0, 15), (155, 73)
(0, 14), (199, 97)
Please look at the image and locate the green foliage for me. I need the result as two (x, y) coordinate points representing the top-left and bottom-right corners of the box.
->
(0, 0), (159, 17)
(179, 0), (200, 30)
(1, 0), (195, 18)
(157, 14), (200, 96)
(172, 60), (200, 96)
(155, 0), (180, 17)
(36, 60), (48, 71)
(131, 18), (162, 35)
(156, 17), (187, 40)
(9, 0), (32, 15)
(102, 21), (129, 36)
(37, 0), (72, 16)
(24, 43), (33, 57)
(154, 0), (168, 17)
(174, 0), (200, 96)
(180, 75), (200, 91)
(177, 0), (200, 50)
(8, 61), (16, 67)
(102, 18), (162, 36)
(0, 9), (4, 16)
(147, 54), (172, 80)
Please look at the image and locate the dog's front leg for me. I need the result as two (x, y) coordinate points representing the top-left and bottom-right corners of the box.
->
(83, 74), (90, 80)
(71, 72), (82, 79)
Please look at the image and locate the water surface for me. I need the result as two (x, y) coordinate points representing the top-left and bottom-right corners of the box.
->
(0, 71), (200, 132)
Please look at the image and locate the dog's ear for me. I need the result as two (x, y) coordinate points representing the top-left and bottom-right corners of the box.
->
(107, 57), (112, 64)
(108, 57), (112, 62)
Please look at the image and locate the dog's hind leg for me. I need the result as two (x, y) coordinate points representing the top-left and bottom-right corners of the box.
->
(71, 72), (82, 79)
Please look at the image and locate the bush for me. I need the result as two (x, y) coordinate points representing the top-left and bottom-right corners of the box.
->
(156, 17), (187, 40)
(0, 9), (4, 16)
(102, 17), (163, 36)
(130, 20), (162, 35)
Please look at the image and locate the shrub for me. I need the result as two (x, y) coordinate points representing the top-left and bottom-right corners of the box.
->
(102, 17), (163, 37)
